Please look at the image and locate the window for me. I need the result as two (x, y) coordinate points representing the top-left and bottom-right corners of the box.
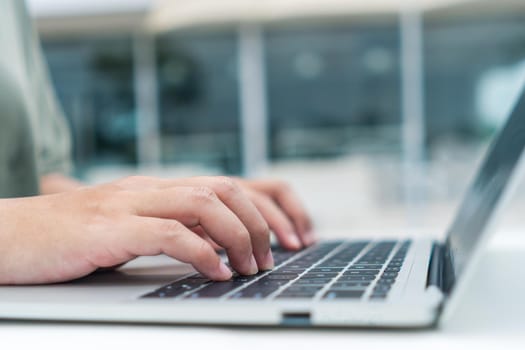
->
(157, 28), (242, 174)
(265, 20), (402, 160)
(42, 36), (136, 174)
(423, 12), (525, 207)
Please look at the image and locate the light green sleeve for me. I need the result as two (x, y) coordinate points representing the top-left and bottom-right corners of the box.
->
(19, 2), (73, 177)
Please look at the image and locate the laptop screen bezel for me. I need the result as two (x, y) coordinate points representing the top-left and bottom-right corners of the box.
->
(444, 85), (525, 291)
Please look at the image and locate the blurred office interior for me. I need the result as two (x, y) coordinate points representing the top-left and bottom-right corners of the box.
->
(28, 0), (525, 234)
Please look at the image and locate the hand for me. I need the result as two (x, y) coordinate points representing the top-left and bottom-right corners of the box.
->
(41, 174), (315, 251)
(0, 176), (313, 285)
(186, 179), (315, 252)
(40, 173), (83, 195)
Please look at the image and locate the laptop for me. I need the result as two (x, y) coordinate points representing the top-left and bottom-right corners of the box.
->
(1, 87), (524, 328)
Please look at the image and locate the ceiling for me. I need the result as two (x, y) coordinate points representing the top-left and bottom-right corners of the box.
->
(28, 0), (154, 17)
(147, 0), (476, 32)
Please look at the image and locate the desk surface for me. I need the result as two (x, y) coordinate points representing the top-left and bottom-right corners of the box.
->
(2, 231), (525, 350)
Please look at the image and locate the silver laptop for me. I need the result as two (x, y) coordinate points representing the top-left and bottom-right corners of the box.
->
(1, 87), (524, 328)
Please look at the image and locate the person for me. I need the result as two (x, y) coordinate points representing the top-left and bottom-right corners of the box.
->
(0, 1), (314, 285)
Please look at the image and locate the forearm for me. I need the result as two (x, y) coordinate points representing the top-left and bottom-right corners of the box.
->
(40, 173), (84, 195)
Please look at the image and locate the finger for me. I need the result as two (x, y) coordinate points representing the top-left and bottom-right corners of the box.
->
(125, 217), (232, 281)
(191, 225), (223, 251)
(248, 192), (303, 251)
(136, 177), (273, 270)
(196, 177), (273, 270)
(131, 186), (258, 275)
(243, 180), (315, 246)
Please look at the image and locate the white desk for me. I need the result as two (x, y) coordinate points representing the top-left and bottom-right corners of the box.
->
(1, 231), (525, 350)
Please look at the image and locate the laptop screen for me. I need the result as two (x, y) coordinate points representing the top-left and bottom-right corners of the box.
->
(446, 86), (525, 279)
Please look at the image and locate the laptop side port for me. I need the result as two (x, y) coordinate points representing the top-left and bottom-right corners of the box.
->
(281, 312), (312, 326)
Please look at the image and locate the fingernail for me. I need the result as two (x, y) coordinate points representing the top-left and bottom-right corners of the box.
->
(289, 234), (302, 249)
(247, 255), (259, 275)
(305, 231), (317, 245)
(218, 263), (232, 280)
(261, 250), (275, 270)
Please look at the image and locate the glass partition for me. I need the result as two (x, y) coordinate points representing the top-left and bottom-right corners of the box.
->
(42, 36), (136, 175)
(157, 28), (242, 174)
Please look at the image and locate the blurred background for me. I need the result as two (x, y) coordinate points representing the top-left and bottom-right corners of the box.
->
(28, 0), (525, 236)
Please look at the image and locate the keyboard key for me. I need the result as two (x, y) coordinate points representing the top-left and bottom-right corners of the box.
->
(356, 260), (387, 265)
(377, 278), (396, 285)
(332, 282), (371, 288)
(172, 278), (211, 287)
(319, 260), (349, 268)
(381, 272), (398, 278)
(277, 291), (319, 299)
(329, 286), (367, 291)
(302, 272), (339, 279)
(284, 285), (324, 293)
(338, 275), (376, 281)
(186, 274), (209, 281)
(323, 290), (364, 299)
(385, 267), (401, 272)
(230, 286), (276, 299)
(293, 278), (330, 285)
(265, 274), (299, 280)
(349, 264), (383, 270)
(232, 275), (260, 283)
(373, 285), (392, 293)
(310, 267), (343, 273)
(387, 262), (403, 267)
(288, 284), (326, 290)
(376, 277), (394, 284)
(142, 279), (207, 298)
(273, 268), (305, 274)
(186, 281), (245, 299)
(176, 280), (209, 290)
(286, 264), (309, 269)
(343, 270), (379, 276)
(247, 282), (288, 292)
(143, 289), (186, 298)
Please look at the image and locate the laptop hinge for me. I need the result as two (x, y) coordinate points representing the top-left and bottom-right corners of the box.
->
(427, 242), (455, 295)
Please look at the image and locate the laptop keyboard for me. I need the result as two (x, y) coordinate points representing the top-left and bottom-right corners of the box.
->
(142, 240), (411, 301)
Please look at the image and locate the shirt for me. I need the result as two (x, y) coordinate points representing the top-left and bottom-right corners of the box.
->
(0, 0), (72, 198)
